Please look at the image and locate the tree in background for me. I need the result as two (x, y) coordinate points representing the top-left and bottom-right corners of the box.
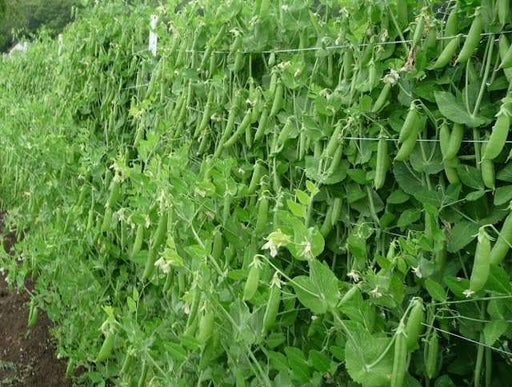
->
(0, 0), (80, 52)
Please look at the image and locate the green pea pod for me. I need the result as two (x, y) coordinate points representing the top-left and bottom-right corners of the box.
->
(255, 195), (269, 234)
(262, 278), (281, 332)
(391, 325), (407, 387)
(330, 197), (342, 226)
(469, 227), (491, 292)
(197, 309), (215, 344)
(432, 36), (460, 69)
(254, 107), (270, 142)
(483, 114), (510, 161)
(425, 332), (439, 379)
(142, 209), (169, 280)
(481, 157), (495, 190)
(499, 35), (512, 82)
(498, 0), (510, 26)
(399, 104), (419, 143)
(372, 83), (391, 113)
(212, 227), (223, 262)
(243, 259), (261, 301)
(490, 211), (512, 265)
(444, 123), (464, 160)
(395, 129), (419, 161)
(131, 224), (144, 259)
(405, 298), (425, 351)
(101, 207), (113, 233)
(456, 13), (483, 63)
(96, 331), (115, 363)
(444, 4), (458, 38)
(270, 82), (283, 117)
(412, 14), (425, 48)
(374, 135), (388, 189)
(444, 158), (460, 184)
(224, 108), (253, 148)
(439, 121), (451, 158)
(343, 48), (354, 80)
(247, 162), (266, 195)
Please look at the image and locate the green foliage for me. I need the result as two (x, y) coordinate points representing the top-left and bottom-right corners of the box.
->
(1, 0), (512, 386)
(0, 0), (79, 51)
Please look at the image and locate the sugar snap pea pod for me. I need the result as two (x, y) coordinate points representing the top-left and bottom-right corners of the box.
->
(262, 274), (281, 332)
(270, 81), (283, 117)
(456, 12), (483, 63)
(255, 194), (269, 234)
(499, 35), (512, 82)
(444, 123), (464, 160)
(254, 107), (270, 142)
(498, 0), (510, 26)
(399, 104), (419, 143)
(374, 134), (388, 189)
(395, 128), (419, 161)
(425, 332), (439, 379)
(469, 227), (491, 292)
(320, 204), (333, 237)
(247, 161), (266, 195)
(224, 108), (252, 148)
(490, 211), (512, 265)
(444, 158), (460, 184)
(372, 82), (391, 113)
(439, 121), (451, 158)
(481, 156), (495, 190)
(243, 257), (261, 301)
(131, 224), (144, 258)
(96, 330), (115, 363)
(405, 298), (425, 351)
(391, 323), (407, 387)
(412, 14), (425, 48)
(142, 208), (169, 280)
(432, 36), (460, 69)
(483, 113), (510, 161)
(331, 197), (342, 226)
(444, 4), (459, 38)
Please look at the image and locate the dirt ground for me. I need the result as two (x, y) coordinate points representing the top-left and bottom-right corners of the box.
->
(0, 214), (70, 386)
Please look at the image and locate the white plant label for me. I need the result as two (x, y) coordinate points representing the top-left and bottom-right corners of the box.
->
(149, 15), (158, 56)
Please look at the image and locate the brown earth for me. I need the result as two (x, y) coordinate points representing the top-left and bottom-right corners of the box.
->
(0, 213), (70, 386)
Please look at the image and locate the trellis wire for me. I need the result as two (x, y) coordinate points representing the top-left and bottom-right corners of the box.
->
(422, 322), (512, 357)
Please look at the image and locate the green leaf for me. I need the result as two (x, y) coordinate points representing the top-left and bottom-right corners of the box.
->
(396, 208), (422, 229)
(447, 221), (479, 253)
(485, 265), (512, 293)
(464, 190), (486, 202)
(296, 189), (310, 205)
(483, 320), (508, 346)
(434, 91), (488, 127)
(444, 276), (471, 298)
(387, 190), (410, 204)
(497, 163), (512, 182)
(292, 276), (327, 314)
(425, 278), (447, 302)
(310, 259), (339, 310)
(345, 327), (393, 386)
(309, 350), (332, 373)
(287, 200), (306, 219)
(457, 164), (484, 190)
(494, 185), (512, 206)
(268, 351), (290, 373)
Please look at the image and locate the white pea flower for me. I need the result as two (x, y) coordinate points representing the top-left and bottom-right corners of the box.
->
(463, 289), (475, 298)
(262, 229), (290, 257)
(370, 287), (382, 298)
(347, 270), (360, 283)
(155, 257), (171, 274)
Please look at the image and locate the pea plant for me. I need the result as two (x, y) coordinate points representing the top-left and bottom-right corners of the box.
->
(1, 0), (512, 385)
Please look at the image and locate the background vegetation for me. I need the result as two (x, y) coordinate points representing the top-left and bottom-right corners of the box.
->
(0, 0), (79, 52)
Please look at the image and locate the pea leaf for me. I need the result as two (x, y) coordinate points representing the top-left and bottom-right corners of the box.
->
(434, 91), (488, 127)
(494, 185), (512, 206)
(425, 278), (447, 302)
(345, 326), (393, 386)
(447, 220), (479, 253)
(483, 320), (508, 346)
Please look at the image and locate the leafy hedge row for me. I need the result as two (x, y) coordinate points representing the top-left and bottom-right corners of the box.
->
(1, 0), (512, 385)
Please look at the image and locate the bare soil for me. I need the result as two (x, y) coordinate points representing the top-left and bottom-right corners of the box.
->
(0, 214), (70, 386)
